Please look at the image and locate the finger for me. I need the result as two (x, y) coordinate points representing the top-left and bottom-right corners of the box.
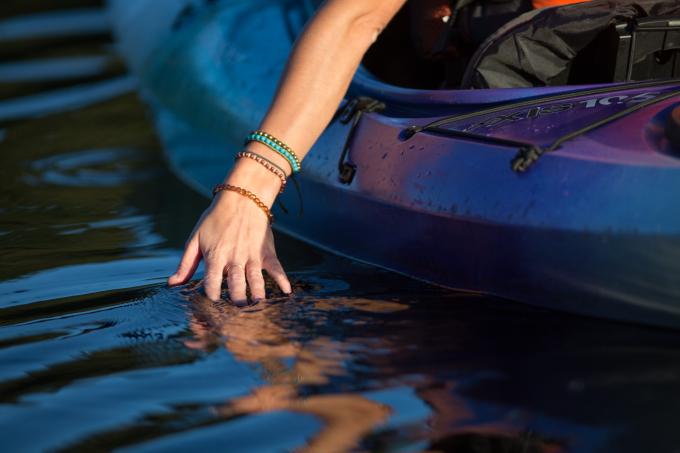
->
(203, 254), (226, 301)
(246, 261), (266, 302)
(226, 264), (248, 306)
(168, 236), (201, 286)
(184, 318), (210, 350)
(263, 258), (292, 295)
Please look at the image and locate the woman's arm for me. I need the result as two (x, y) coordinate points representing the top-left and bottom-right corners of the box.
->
(251, 0), (408, 168)
(168, 0), (407, 303)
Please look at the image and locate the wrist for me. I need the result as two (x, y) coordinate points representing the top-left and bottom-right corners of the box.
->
(223, 157), (282, 207)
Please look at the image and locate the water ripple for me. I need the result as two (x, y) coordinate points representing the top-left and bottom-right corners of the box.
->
(26, 148), (152, 187)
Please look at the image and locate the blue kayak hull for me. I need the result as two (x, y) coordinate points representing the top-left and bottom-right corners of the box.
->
(109, 0), (680, 327)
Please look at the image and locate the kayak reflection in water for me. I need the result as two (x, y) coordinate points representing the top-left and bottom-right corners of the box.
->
(167, 0), (588, 303)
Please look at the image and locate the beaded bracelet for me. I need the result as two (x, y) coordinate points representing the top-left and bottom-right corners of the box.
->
(235, 151), (287, 194)
(212, 183), (274, 224)
(245, 130), (301, 174)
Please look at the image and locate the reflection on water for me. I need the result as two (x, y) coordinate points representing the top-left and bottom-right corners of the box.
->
(3, 3), (680, 453)
(187, 290), (394, 453)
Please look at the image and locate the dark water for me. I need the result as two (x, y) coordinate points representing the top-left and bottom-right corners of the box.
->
(3, 4), (680, 453)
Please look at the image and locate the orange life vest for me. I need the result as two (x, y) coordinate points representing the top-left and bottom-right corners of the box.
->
(532, 0), (589, 8)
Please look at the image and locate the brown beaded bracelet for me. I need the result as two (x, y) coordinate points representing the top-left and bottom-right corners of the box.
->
(235, 151), (287, 193)
(212, 183), (274, 224)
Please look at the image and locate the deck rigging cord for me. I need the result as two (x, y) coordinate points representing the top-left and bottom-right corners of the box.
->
(511, 87), (680, 171)
(334, 96), (386, 184)
(402, 78), (680, 139)
(400, 78), (680, 171)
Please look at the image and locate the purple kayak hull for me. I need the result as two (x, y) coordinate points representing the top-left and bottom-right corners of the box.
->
(110, 0), (680, 327)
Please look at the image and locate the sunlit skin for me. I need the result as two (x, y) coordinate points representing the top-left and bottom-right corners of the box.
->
(168, 0), (408, 302)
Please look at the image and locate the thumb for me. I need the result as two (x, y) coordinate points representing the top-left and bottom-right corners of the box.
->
(168, 236), (201, 286)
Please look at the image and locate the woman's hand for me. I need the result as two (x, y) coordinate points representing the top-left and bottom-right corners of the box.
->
(167, 159), (292, 303)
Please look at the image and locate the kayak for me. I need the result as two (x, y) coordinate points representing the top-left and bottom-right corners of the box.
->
(108, 0), (680, 327)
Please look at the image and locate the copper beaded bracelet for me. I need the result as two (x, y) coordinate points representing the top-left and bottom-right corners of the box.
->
(235, 151), (287, 193)
(212, 183), (274, 224)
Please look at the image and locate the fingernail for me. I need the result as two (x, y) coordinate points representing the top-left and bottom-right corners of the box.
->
(233, 299), (249, 308)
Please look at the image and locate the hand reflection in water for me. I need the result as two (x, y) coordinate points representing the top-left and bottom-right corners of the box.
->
(181, 284), (565, 453)
(183, 288), (404, 452)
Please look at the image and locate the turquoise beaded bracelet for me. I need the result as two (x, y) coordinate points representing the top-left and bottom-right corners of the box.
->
(245, 130), (301, 173)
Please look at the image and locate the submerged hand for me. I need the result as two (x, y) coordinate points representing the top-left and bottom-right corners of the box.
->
(167, 161), (292, 303)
